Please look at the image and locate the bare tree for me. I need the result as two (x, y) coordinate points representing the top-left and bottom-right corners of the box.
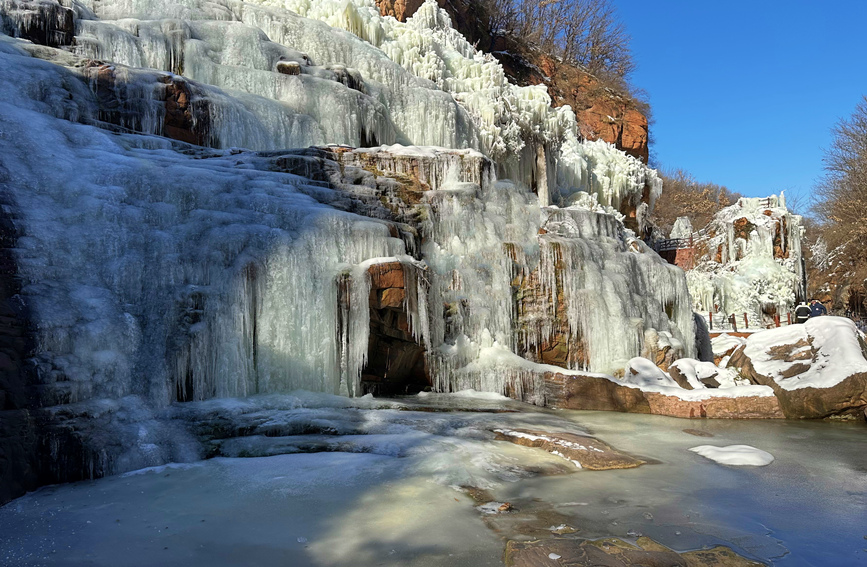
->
(814, 96), (867, 282)
(491, 0), (634, 81)
(650, 168), (739, 235)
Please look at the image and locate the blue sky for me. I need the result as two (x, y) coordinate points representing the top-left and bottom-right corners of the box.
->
(614, 1), (867, 210)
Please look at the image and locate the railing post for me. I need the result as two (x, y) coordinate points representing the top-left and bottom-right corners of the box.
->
(744, 312), (749, 329)
(708, 312), (713, 330)
(729, 314), (738, 333)
(774, 314), (780, 327)
(787, 312), (792, 326)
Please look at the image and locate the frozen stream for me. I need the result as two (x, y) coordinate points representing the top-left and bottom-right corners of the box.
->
(1, 393), (865, 566)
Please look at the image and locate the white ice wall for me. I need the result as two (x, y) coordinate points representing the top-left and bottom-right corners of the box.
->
(687, 194), (804, 321)
(0, 0), (690, 406)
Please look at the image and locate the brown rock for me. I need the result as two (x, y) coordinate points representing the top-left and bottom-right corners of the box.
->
(162, 77), (209, 146)
(368, 262), (405, 289)
(2, 0), (74, 47)
(668, 365), (694, 390)
(732, 217), (756, 243)
(643, 392), (784, 420)
(346, 261), (430, 395)
(535, 371), (785, 419)
(379, 287), (405, 309)
(276, 61), (301, 75)
(543, 372), (651, 414)
(726, 337), (867, 419)
(493, 428), (644, 470)
(374, 0), (424, 21)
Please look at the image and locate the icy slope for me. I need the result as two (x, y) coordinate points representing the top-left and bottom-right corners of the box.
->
(52, 0), (659, 210)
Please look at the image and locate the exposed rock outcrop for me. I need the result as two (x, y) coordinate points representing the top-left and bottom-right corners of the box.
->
(540, 371), (784, 419)
(0, 0), (74, 47)
(493, 428), (644, 470)
(725, 317), (867, 419)
(505, 537), (763, 567)
(360, 261), (430, 394)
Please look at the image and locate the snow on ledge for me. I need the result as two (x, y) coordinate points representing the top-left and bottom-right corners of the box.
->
(689, 445), (774, 466)
(350, 144), (486, 159)
(469, 346), (776, 402)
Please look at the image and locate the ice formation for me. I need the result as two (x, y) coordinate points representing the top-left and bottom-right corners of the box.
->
(0, 0), (700, 469)
(684, 194), (805, 328)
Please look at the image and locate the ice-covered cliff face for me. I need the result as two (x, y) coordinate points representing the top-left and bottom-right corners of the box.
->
(8, 0), (660, 211)
(0, 0), (689, 413)
(685, 194), (805, 324)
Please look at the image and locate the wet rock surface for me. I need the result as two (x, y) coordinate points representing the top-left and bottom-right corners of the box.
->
(504, 537), (764, 567)
(493, 428), (644, 470)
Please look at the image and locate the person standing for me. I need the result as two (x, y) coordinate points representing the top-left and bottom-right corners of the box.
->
(795, 302), (811, 324)
(810, 299), (827, 317)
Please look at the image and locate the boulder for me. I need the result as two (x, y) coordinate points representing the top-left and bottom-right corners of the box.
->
(493, 428), (644, 470)
(276, 60), (301, 75)
(540, 370), (784, 419)
(726, 317), (867, 419)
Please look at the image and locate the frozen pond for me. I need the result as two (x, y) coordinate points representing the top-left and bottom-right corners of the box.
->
(1, 393), (865, 566)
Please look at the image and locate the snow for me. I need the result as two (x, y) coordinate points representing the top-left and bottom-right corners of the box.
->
(63, 0), (660, 209)
(689, 444), (775, 466)
(448, 389), (512, 401)
(622, 357), (774, 400)
(711, 333), (746, 356)
(743, 316), (867, 390)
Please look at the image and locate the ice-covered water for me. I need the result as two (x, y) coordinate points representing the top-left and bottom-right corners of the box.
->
(1, 396), (865, 567)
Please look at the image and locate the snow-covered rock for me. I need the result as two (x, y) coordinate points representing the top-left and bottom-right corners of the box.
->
(726, 317), (867, 418)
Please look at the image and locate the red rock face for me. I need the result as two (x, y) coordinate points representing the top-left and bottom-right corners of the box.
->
(359, 262), (430, 395)
(374, 0), (425, 21)
(81, 62), (210, 146)
(162, 77), (210, 146)
(510, 245), (591, 370)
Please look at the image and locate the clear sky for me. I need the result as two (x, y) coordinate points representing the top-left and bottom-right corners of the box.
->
(614, 1), (867, 209)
